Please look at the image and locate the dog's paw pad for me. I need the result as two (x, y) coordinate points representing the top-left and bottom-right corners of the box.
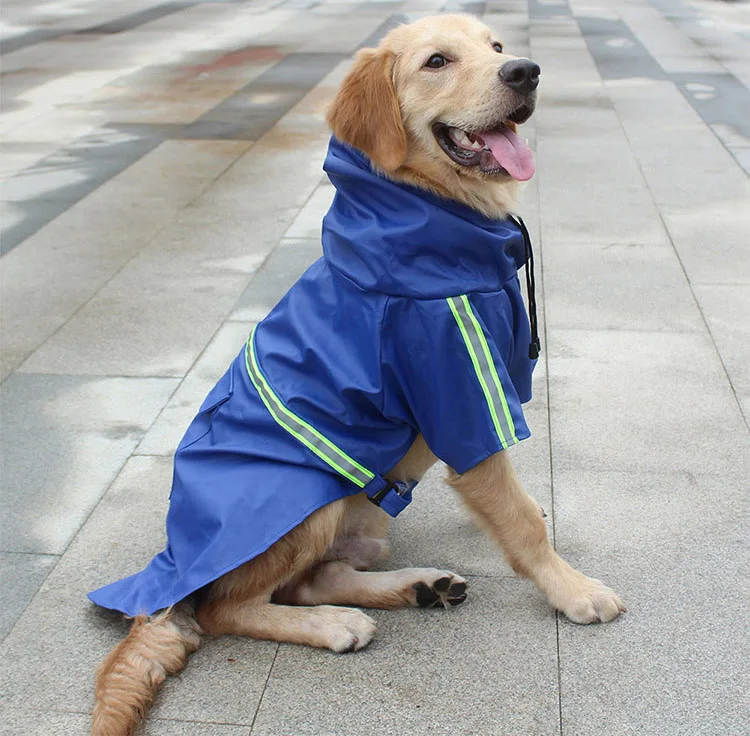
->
(412, 574), (468, 609)
(413, 581), (439, 607)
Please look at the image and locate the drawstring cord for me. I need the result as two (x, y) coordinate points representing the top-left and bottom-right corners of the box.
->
(508, 215), (541, 360)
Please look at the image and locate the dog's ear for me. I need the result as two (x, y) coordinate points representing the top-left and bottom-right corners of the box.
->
(327, 48), (407, 172)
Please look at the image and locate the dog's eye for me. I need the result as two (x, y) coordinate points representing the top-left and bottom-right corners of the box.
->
(492, 42), (503, 53)
(424, 53), (449, 69)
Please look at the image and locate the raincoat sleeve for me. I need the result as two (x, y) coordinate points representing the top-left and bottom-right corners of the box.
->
(382, 293), (532, 475)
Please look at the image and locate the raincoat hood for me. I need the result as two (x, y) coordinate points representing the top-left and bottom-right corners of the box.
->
(322, 138), (527, 299)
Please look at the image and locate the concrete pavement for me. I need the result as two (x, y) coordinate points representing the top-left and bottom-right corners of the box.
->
(1, 0), (748, 734)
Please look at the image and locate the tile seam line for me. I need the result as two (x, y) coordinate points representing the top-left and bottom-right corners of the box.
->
(0, 704), (253, 727)
(248, 642), (280, 734)
(9, 372), (184, 380)
(604, 82), (750, 435)
(3, 138), (257, 386)
(528, 10), (561, 734)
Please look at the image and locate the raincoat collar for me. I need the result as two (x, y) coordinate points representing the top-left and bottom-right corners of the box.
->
(321, 137), (527, 299)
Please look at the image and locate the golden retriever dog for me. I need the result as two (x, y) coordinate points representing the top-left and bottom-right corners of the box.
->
(91, 14), (625, 735)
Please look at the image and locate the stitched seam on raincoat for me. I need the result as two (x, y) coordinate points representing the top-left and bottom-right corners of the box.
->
(459, 294), (518, 443)
(245, 326), (374, 488)
(446, 296), (516, 449)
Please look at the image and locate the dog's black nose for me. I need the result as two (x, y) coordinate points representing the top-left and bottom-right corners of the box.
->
(499, 59), (541, 93)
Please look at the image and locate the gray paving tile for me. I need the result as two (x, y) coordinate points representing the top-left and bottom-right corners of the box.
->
(535, 94), (668, 246)
(673, 71), (750, 139)
(283, 183), (335, 239)
(661, 205), (750, 286)
(78, 1), (198, 35)
(0, 28), (70, 54)
(230, 238), (323, 322)
(739, 392), (750, 425)
(0, 374), (178, 554)
(298, 13), (386, 53)
(145, 719), (251, 736)
(617, 3), (724, 76)
(0, 199), (174, 381)
(357, 13), (410, 49)
(0, 454), (276, 720)
(149, 635), (274, 725)
(17, 134), (326, 376)
(181, 52), (347, 140)
(17, 259), (249, 378)
(252, 578), (560, 736)
(543, 243), (703, 333)
(0, 708), (252, 735)
(727, 145), (750, 176)
(553, 468), (749, 736)
(692, 283), (750, 397)
(136, 321), (255, 456)
(0, 125), (166, 255)
(605, 79), (750, 210)
(576, 14), (667, 81)
(546, 329), (748, 477)
(0, 709), (91, 736)
(0, 552), (58, 640)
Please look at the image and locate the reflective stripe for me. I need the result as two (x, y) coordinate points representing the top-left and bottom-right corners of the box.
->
(447, 295), (518, 450)
(245, 326), (375, 488)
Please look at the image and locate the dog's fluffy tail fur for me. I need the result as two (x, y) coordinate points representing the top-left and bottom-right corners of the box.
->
(91, 604), (202, 736)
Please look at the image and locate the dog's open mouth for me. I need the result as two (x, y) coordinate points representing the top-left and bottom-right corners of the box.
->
(433, 105), (535, 180)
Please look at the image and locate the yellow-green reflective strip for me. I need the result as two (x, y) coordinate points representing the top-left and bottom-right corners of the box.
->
(447, 296), (518, 450)
(245, 327), (374, 488)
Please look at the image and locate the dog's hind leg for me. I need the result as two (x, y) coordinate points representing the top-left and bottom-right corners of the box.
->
(448, 451), (626, 624)
(198, 596), (377, 652)
(274, 561), (468, 610)
(321, 534), (391, 569)
(197, 498), (380, 652)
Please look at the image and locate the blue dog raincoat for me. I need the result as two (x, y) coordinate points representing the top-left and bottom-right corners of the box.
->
(89, 138), (538, 616)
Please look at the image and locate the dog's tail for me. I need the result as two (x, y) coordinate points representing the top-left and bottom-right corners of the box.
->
(91, 604), (202, 736)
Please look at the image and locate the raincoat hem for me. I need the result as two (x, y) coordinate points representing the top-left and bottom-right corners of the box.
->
(87, 492), (359, 618)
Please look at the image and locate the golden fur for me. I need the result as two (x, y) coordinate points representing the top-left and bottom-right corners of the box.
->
(91, 15), (625, 735)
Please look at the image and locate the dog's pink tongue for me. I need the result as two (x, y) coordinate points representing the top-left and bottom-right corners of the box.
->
(481, 125), (534, 181)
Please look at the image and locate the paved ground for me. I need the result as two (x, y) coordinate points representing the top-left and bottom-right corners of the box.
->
(1, 0), (749, 734)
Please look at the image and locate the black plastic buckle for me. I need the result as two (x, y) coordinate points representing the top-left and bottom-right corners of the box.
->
(367, 479), (415, 517)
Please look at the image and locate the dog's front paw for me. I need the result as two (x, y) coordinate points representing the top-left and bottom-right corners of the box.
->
(319, 606), (377, 652)
(410, 571), (468, 609)
(558, 577), (626, 624)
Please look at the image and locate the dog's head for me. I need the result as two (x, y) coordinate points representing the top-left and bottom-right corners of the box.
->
(327, 14), (540, 216)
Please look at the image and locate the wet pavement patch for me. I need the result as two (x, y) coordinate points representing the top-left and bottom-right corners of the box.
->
(576, 16), (667, 81)
(178, 52), (348, 140)
(673, 73), (750, 139)
(0, 125), (175, 256)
